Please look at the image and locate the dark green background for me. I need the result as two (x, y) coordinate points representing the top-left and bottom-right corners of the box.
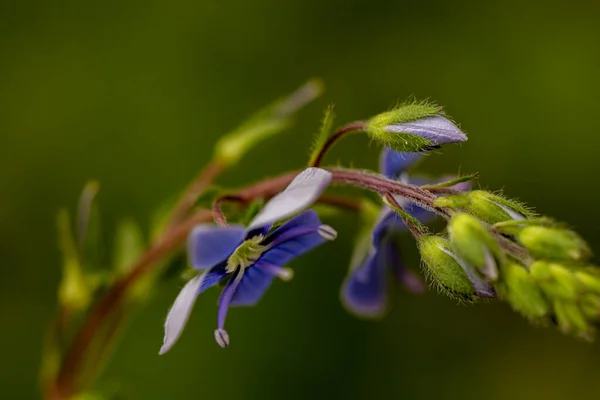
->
(2, 0), (600, 399)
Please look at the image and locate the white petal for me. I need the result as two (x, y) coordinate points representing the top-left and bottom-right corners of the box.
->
(247, 167), (332, 231)
(159, 273), (204, 355)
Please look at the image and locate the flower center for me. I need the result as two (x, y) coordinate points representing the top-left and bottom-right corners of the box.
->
(226, 235), (267, 273)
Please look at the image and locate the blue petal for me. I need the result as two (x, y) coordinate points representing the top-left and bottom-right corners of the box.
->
(187, 225), (246, 270)
(341, 249), (388, 318)
(198, 263), (228, 293)
(230, 263), (277, 307)
(380, 148), (422, 179)
(383, 238), (425, 294)
(217, 267), (245, 330)
(258, 210), (327, 267)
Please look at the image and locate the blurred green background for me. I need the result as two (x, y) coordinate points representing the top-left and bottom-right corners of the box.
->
(2, 0), (600, 399)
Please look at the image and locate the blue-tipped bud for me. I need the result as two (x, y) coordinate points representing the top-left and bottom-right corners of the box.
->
(419, 236), (495, 301)
(518, 226), (591, 262)
(435, 191), (534, 225)
(214, 329), (230, 348)
(449, 213), (501, 282)
(366, 104), (467, 152)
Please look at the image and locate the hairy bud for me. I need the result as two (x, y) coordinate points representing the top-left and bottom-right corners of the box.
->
(419, 236), (495, 301)
(497, 263), (549, 319)
(449, 213), (501, 281)
(435, 191), (534, 224)
(366, 103), (467, 152)
(518, 226), (591, 262)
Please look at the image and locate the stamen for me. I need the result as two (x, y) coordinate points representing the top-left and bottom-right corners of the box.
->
(214, 329), (230, 348)
(257, 262), (295, 281)
(275, 267), (294, 281)
(318, 224), (338, 241)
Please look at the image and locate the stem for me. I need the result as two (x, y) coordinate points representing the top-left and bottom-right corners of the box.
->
(328, 168), (450, 218)
(212, 195), (245, 227)
(384, 194), (424, 239)
(167, 160), (225, 228)
(310, 122), (367, 167)
(51, 209), (213, 399)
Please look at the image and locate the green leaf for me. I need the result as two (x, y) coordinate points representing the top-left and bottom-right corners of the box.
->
(57, 209), (92, 311)
(422, 173), (478, 189)
(113, 219), (145, 274)
(214, 79), (323, 166)
(308, 105), (336, 166)
(77, 181), (102, 270)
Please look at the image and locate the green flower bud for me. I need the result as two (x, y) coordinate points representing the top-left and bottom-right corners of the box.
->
(553, 300), (589, 335)
(498, 263), (549, 319)
(419, 236), (495, 301)
(580, 293), (600, 319)
(530, 261), (579, 300)
(518, 226), (591, 262)
(575, 269), (600, 294)
(449, 213), (501, 281)
(435, 191), (534, 225)
(365, 103), (467, 152)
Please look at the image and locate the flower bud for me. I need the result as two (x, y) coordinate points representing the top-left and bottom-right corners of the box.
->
(435, 191), (533, 225)
(553, 300), (589, 336)
(419, 236), (495, 301)
(518, 226), (591, 262)
(530, 261), (578, 300)
(498, 263), (549, 319)
(366, 104), (467, 152)
(449, 213), (501, 281)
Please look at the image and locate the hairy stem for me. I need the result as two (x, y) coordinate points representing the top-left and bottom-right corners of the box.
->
(310, 122), (367, 167)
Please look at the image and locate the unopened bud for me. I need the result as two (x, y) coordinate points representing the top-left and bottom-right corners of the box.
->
(366, 104), (467, 153)
(419, 236), (495, 301)
(518, 226), (591, 262)
(498, 263), (549, 319)
(449, 213), (501, 281)
(530, 261), (578, 301)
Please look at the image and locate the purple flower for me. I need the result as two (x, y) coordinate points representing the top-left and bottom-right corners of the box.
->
(160, 168), (336, 353)
(341, 149), (470, 318)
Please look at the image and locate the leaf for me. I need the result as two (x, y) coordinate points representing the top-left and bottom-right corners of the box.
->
(214, 79), (323, 166)
(308, 105), (336, 166)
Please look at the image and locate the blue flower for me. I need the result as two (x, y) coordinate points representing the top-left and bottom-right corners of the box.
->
(160, 168), (336, 353)
(341, 149), (470, 318)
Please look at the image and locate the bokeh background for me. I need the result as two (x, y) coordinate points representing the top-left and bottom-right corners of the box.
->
(2, 0), (600, 399)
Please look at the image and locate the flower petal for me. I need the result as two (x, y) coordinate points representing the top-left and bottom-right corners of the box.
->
(214, 267), (245, 348)
(247, 168), (332, 231)
(380, 148), (422, 179)
(188, 224), (246, 270)
(258, 211), (330, 267)
(341, 250), (388, 318)
(384, 238), (425, 294)
(160, 268), (225, 355)
(385, 115), (467, 146)
(230, 262), (277, 307)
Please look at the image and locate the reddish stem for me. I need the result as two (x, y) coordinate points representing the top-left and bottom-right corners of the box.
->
(310, 121), (367, 167)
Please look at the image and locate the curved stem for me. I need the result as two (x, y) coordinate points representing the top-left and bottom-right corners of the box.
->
(310, 121), (367, 167)
(168, 160), (225, 228)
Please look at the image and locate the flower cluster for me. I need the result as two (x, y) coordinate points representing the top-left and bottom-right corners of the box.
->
(49, 85), (600, 399)
(159, 101), (600, 352)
